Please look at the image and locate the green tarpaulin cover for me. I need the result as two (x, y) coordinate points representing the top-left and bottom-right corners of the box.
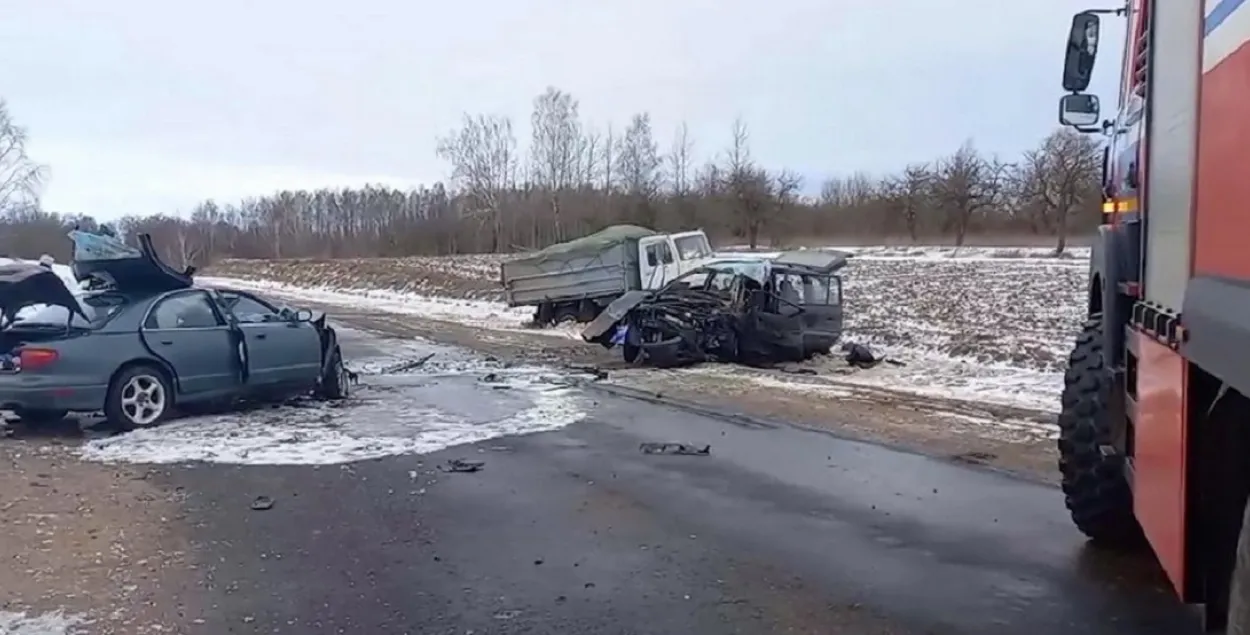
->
(528, 225), (656, 261)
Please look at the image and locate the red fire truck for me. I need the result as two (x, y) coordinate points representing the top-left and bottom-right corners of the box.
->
(1056, 1), (1250, 631)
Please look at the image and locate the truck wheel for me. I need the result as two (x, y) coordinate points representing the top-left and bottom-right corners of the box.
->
(1058, 316), (1142, 546)
(576, 300), (599, 323)
(534, 304), (554, 327)
(1228, 499), (1250, 635)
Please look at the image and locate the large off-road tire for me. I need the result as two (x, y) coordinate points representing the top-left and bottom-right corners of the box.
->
(105, 365), (173, 432)
(1227, 499), (1250, 635)
(1057, 316), (1142, 546)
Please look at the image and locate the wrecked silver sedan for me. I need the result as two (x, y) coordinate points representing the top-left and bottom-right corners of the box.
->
(581, 250), (849, 368)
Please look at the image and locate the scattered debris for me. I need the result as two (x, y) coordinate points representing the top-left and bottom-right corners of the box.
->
(639, 442), (711, 456)
(842, 342), (906, 369)
(439, 458), (485, 473)
(380, 353), (436, 374)
(250, 495), (275, 511)
(781, 367), (819, 375)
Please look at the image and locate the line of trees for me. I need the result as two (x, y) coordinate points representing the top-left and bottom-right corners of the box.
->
(0, 89), (1103, 267)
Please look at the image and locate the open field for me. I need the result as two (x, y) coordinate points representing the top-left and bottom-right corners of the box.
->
(205, 245), (1089, 413)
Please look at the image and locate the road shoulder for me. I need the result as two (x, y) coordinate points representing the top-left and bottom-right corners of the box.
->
(0, 432), (202, 633)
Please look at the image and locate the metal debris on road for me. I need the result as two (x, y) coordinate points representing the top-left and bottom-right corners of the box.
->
(380, 353), (436, 374)
(250, 496), (275, 511)
(639, 442), (711, 456)
(439, 458), (485, 473)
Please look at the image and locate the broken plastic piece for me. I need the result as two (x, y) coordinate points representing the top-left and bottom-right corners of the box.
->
(440, 458), (485, 473)
(639, 442), (711, 456)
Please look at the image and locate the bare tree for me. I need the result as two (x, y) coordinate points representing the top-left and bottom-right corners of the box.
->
(932, 142), (1004, 247)
(436, 114), (518, 251)
(0, 100), (47, 214)
(529, 87), (583, 241)
(1018, 129), (1102, 253)
(667, 122), (695, 197)
(615, 113), (662, 226)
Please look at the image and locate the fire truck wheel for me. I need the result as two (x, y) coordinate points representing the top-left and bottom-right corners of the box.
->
(1229, 498), (1250, 635)
(1057, 316), (1143, 547)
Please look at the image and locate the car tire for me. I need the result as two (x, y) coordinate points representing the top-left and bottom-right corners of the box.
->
(13, 408), (68, 426)
(319, 348), (350, 400)
(1058, 316), (1142, 546)
(106, 365), (173, 431)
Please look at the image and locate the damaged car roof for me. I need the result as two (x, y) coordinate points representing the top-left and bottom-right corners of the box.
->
(770, 249), (851, 273)
(70, 230), (194, 293)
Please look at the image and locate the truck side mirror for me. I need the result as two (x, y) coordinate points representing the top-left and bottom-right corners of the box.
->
(1063, 12), (1100, 92)
(1059, 93), (1101, 128)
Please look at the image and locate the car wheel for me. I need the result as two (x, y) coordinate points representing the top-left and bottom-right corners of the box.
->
(320, 348), (350, 400)
(106, 365), (173, 431)
(13, 408), (68, 425)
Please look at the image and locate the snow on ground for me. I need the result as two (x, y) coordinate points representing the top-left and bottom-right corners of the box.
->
(0, 610), (86, 635)
(78, 333), (589, 466)
(204, 245), (1087, 415)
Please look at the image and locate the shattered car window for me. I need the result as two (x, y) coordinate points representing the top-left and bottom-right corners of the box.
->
(775, 274), (839, 305)
(12, 293), (124, 329)
(218, 292), (280, 324)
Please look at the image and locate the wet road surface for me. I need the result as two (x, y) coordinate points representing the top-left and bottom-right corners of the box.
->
(160, 326), (1200, 634)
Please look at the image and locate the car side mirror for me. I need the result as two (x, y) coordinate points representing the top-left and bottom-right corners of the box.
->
(1059, 93), (1101, 128)
(294, 308), (314, 322)
(1063, 12), (1100, 92)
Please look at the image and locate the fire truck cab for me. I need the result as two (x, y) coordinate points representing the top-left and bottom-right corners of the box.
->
(1057, 1), (1250, 632)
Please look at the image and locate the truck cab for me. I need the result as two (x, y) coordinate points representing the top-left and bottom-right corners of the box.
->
(637, 230), (715, 290)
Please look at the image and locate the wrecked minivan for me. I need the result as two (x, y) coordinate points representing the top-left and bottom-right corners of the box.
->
(581, 250), (850, 368)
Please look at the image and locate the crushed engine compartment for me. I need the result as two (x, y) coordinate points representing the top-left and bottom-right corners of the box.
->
(583, 250), (850, 368)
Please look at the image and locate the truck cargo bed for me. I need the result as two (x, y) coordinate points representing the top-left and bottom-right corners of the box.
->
(500, 242), (642, 307)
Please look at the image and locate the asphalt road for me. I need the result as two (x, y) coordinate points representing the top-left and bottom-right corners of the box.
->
(159, 325), (1201, 635)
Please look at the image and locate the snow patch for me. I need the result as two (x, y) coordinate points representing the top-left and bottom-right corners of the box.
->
(0, 610), (86, 635)
(78, 367), (588, 466)
(198, 276), (583, 340)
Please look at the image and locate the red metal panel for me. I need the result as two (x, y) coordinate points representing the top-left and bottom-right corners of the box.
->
(1134, 330), (1188, 595)
(1194, 10), (1250, 278)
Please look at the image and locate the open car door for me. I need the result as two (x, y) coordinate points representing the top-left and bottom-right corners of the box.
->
(70, 231), (194, 293)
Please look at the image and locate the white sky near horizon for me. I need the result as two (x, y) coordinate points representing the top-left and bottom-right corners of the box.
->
(1, 0), (1125, 221)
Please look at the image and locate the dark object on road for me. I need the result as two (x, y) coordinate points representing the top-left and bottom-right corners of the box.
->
(440, 458), (485, 473)
(639, 442), (711, 456)
(841, 342), (905, 369)
(0, 229), (353, 432)
(582, 251), (850, 368)
(251, 496), (275, 511)
(381, 353), (435, 374)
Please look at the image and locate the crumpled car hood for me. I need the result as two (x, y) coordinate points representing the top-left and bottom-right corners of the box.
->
(0, 264), (88, 325)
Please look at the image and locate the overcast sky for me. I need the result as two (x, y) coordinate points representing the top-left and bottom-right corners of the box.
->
(1, 0), (1124, 221)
